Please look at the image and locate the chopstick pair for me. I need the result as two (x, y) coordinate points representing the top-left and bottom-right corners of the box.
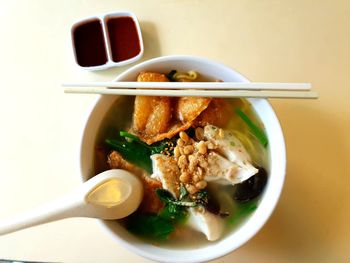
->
(62, 81), (318, 99)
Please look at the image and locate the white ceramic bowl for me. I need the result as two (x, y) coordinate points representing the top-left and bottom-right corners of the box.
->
(80, 55), (286, 262)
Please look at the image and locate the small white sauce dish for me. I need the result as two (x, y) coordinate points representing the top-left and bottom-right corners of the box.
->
(71, 11), (144, 71)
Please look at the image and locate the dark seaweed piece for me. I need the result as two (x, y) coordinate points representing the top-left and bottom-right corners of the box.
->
(233, 167), (268, 203)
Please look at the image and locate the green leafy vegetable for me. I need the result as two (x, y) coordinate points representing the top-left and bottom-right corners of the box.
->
(159, 203), (188, 224)
(235, 108), (268, 148)
(179, 185), (188, 200)
(148, 138), (176, 155)
(167, 70), (178, 82)
(156, 189), (196, 207)
(228, 201), (257, 225)
(127, 189), (190, 240)
(126, 214), (174, 240)
(194, 190), (209, 206)
(105, 138), (152, 173)
(119, 131), (176, 155)
(119, 130), (146, 144)
(105, 131), (177, 174)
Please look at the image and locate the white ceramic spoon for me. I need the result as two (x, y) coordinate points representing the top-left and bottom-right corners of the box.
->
(0, 169), (143, 236)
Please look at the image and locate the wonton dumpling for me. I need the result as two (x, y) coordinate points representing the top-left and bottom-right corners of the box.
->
(187, 207), (225, 241)
(204, 125), (258, 183)
(150, 154), (181, 198)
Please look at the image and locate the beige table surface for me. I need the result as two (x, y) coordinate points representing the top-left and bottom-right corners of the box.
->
(0, 0), (349, 262)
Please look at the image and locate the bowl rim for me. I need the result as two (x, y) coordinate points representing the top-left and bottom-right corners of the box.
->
(79, 55), (286, 262)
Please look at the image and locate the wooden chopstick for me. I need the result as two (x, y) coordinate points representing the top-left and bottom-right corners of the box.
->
(64, 86), (318, 99)
(63, 81), (312, 91)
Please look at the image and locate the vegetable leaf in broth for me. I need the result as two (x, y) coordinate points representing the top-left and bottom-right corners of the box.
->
(235, 108), (268, 148)
(120, 130), (176, 155)
(105, 138), (152, 173)
(126, 214), (174, 240)
(156, 189), (196, 207)
(126, 191), (189, 240)
(119, 130), (147, 145)
(149, 137), (177, 155)
(160, 203), (188, 224)
(179, 185), (188, 200)
(228, 201), (257, 225)
(167, 70), (178, 82)
(105, 132), (176, 174)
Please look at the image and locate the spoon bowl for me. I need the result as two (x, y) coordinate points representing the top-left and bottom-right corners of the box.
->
(83, 169), (143, 220)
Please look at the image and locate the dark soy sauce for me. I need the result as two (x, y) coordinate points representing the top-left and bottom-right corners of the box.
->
(73, 19), (108, 67)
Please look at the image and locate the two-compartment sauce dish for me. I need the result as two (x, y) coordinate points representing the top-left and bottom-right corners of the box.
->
(71, 11), (144, 70)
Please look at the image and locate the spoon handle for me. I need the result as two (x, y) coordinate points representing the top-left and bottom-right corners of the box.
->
(0, 194), (83, 236)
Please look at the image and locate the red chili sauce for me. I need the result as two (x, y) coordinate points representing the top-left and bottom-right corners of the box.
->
(73, 19), (108, 67)
(106, 16), (141, 62)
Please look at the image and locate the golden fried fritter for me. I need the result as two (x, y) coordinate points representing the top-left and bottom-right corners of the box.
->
(139, 121), (192, 145)
(132, 72), (220, 145)
(194, 98), (231, 127)
(133, 96), (156, 131)
(137, 71), (169, 82)
(176, 97), (212, 123)
(144, 97), (172, 136)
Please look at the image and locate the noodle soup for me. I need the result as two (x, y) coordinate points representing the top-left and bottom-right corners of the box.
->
(80, 55), (286, 262)
(93, 70), (269, 247)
